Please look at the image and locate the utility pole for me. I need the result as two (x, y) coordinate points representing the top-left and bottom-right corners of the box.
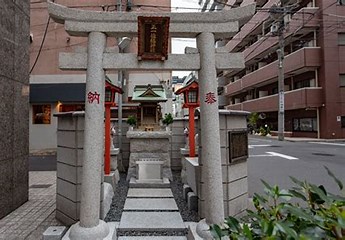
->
(269, 4), (289, 141)
(277, 32), (285, 141)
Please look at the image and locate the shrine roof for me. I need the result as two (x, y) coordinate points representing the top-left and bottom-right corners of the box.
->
(132, 84), (167, 102)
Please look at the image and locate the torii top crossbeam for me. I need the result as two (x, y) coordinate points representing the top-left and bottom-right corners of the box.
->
(47, 1), (255, 38)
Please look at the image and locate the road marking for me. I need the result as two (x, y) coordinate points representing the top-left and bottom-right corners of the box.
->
(249, 154), (272, 157)
(249, 144), (271, 149)
(266, 152), (298, 160)
(309, 142), (345, 147)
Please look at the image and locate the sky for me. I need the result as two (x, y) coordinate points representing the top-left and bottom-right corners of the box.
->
(171, 0), (201, 78)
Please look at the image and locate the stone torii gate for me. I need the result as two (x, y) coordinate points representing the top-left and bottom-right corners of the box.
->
(47, 1), (255, 239)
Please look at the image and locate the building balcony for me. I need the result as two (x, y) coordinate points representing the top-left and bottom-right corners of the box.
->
(225, 47), (321, 96)
(218, 95), (229, 108)
(226, 87), (323, 112)
(242, 7), (319, 65)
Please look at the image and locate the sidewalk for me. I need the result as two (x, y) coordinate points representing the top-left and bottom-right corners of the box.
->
(0, 171), (61, 240)
(250, 134), (345, 143)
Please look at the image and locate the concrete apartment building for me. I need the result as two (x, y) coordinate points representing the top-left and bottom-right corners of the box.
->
(0, 1), (30, 219)
(200, 0), (345, 139)
(29, 0), (172, 150)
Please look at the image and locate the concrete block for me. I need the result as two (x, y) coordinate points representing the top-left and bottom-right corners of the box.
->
(56, 194), (79, 222)
(226, 115), (247, 129)
(118, 212), (185, 231)
(227, 193), (248, 216)
(227, 177), (248, 200)
(57, 178), (81, 202)
(127, 188), (173, 198)
(220, 129), (227, 147)
(183, 184), (192, 201)
(57, 162), (82, 184)
(124, 198), (178, 211)
(43, 226), (67, 240)
(56, 210), (76, 226)
(228, 161), (247, 183)
(187, 192), (198, 211)
(185, 157), (199, 194)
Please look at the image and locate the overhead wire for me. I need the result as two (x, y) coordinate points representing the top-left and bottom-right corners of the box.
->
(30, 17), (50, 73)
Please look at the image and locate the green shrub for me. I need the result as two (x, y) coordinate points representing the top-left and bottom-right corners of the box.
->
(162, 113), (173, 126)
(126, 115), (137, 126)
(210, 166), (345, 240)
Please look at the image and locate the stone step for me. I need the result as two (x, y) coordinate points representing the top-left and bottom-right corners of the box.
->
(118, 212), (185, 231)
(127, 188), (174, 198)
(118, 237), (187, 240)
(129, 177), (170, 188)
(124, 198), (178, 211)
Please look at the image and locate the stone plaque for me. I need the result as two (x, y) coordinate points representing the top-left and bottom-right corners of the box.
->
(138, 16), (170, 61)
(228, 130), (248, 163)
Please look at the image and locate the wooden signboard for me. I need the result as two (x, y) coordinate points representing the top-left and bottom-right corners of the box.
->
(138, 16), (170, 61)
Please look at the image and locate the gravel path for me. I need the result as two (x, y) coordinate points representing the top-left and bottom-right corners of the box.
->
(105, 170), (199, 222)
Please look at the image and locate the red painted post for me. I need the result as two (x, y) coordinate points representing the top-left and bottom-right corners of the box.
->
(104, 104), (111, 175)
(189, 107), (195, 157)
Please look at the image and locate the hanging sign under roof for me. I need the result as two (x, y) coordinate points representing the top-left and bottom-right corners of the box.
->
(138, 16), (170, 61)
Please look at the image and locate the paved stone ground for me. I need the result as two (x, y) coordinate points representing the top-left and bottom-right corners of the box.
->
(0, 171), (62, 240)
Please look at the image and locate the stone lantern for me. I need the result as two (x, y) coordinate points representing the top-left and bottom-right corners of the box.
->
(175, 80), (199, 157)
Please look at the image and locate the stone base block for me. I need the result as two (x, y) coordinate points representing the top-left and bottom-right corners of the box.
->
(104, 171), (120, 190)
(103, 183), (114, 219)
(183, 184), (192, 201)
(43, 226), (67, 240)
(62, 221), (117, 240)
(187, 192), (198, 211)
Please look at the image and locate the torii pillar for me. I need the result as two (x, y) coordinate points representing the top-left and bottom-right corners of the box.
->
(68, 32), (110, 239)
(197, 32), (224, 225)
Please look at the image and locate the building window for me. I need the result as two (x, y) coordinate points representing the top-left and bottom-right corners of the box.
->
(342, 116), (345, 128)
(338, 33), (345, 45)
(340, 74), (345, 87)
(59, 104), (84, 112)
(293, 118), (317, 132)
(32, 104), (51, 124)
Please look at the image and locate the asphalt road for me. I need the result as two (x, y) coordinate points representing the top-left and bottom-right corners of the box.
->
(29, 153), (57, 171)
(248, 136), (345, 197)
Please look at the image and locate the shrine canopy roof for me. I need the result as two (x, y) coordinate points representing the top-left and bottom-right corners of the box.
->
(132, 84), (167, 102)
(105, 75), (123, 94)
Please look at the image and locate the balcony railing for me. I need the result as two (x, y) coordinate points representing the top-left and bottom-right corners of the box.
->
(225, 47), (321, 96)
(226, 87), (323, 112)
(242, 7), (319, 65)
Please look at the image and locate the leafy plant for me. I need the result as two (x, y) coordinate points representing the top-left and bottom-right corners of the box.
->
(126, 115), (137, 126)
(248, 112), (259, 133)
(210, 166), (345, 240)
(162, 113), (173, 126)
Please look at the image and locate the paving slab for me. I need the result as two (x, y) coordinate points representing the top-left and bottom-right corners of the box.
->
(124, 198), (178, 210)
(127, 188), (173, 198)
(118, 212), (185, 231)
(129, 177), (170, 188)
(118, 237), (187, 240)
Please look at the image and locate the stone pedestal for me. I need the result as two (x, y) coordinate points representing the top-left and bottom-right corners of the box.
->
(126, 130), (172, 181)
(180, 148), (198, 184)
(197, 110), (249, 219)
